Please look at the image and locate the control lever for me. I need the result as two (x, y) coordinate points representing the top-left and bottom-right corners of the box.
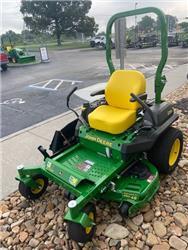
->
(130, 93), (156, 127)
(67, 87), (78, 114)
(66, 87), (88, 126)
(38, 146), (50, 159)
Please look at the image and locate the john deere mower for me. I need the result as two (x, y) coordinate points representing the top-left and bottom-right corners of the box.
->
(16, 7), (183, 243)
(6, 46), (36, 64)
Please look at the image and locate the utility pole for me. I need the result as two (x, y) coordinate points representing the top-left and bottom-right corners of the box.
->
(115, 18), (126, 69)
(134, 2), (138, 46)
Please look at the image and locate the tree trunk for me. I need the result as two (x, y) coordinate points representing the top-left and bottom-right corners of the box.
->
(56, 32), (61, 46)
(55, 19), (61, 46)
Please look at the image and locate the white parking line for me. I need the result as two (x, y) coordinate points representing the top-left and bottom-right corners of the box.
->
(0, 98), (25, 105)
(42, 79), (54, 88)
(54, 80), (64, 90)
(128, 64), (136, 69)
(165, 65), (174, 69)
(29, 79), (83, 91)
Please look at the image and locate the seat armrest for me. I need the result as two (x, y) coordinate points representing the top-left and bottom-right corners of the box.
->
(130, 93), (147, 102)
(90, 89), (105, 96)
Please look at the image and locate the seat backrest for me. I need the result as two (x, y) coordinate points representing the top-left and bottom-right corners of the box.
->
(105, 70), (146, 110)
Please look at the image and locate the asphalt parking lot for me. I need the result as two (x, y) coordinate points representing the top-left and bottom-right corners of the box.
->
(1, 46), (188, 138)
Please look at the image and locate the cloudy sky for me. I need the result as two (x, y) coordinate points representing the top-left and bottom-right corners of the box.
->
(1, 0), (188, 34)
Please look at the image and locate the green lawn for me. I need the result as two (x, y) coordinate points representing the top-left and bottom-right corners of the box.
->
(17, 41), (90, 51)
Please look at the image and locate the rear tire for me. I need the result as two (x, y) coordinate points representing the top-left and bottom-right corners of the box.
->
(67, 203), (96, 243)
(147, 127), (183, 174)
(1, 64), (8, 71)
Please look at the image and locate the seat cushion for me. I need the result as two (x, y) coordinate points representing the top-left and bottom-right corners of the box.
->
(88, 105), (136, 134)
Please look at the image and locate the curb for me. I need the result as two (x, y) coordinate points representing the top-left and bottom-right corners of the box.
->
(0, 107), (80, 143)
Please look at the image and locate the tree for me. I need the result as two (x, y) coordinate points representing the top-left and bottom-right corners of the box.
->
(76, 16), (98, 37)
(179, 22), (188, 32)
(96, 31), (106, 36)
(137, 16), (156, 34)
(20, 1), (98, 46)
(1, 30), (22, 46)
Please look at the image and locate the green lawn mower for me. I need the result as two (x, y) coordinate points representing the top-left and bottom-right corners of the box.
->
(16, 7), (183, 243)
(7, 47), (36, 64)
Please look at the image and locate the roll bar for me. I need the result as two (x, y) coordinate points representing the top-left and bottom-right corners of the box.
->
(106, 7), (168, 104)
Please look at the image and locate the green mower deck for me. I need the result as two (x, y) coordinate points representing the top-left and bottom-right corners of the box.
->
(17, 140), (159, 227)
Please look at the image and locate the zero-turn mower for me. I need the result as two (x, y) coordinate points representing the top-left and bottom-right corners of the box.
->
(16, 7), (183, 243)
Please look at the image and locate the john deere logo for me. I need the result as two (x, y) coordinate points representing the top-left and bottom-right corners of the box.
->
(85, 134), (112, 147)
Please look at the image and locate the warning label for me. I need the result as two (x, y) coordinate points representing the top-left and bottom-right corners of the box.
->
(76, 160), (94, 172)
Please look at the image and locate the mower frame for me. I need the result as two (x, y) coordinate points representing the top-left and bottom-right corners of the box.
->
(106, 7), (168, 104)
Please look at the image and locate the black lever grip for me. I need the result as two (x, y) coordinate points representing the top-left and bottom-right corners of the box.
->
(130, 93), (156, 127)
(38, 145), (50, 159)
(67, 86), (78, 107)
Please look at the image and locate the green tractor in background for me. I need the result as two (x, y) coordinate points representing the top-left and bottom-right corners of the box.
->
(6, 46), (36, 64)
(16, 7), (183, 243)
(1, 37), (36, 64)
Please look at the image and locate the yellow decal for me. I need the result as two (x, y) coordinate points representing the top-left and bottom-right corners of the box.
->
(123, 192), (138, 200)
(46, 161), (52, 169)
(85, 134), (112, 147)
(69, 176), (79, 187)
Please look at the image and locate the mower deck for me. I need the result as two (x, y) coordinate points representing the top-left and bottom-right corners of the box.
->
(17, 140), (159, 226)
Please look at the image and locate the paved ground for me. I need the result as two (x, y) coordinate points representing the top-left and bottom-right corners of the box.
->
(1, 46), (188, 137)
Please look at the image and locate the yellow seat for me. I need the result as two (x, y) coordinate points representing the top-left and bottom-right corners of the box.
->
(88, 70), (146, 134)
(89, 105), (136, 134)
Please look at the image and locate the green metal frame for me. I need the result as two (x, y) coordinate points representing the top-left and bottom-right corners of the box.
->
(105, 7), (168, 103)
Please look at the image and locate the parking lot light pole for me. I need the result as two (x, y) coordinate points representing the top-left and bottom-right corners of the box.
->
(135, 2), (138, 45)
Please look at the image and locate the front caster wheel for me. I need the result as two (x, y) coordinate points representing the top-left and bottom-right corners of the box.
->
(18, 174), (48, 200)
(67, 203), (96, 243)
(119, 202), (131, 217)
(64, 190), (76, 200)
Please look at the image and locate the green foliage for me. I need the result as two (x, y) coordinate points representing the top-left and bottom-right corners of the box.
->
(20, 1), (98, 46)
(1, 29), (54, 47)
(137, 15), (156, 33)
(126, 26), (136, 42)
(1, 30), (22, 46)
(97, 31), (106, 36)
(179, 22), (188, 32)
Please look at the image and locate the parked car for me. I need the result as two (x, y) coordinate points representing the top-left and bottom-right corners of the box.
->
(168, 35), (179, 47)
(180, 33), (188, 48)
(181, 39), (188, 48)
(90, 36), (105, 47)
(135, 35), (158, 49)
(0, 48), (9, 71)
(90, 37), (96, 47)
(100, 36), (115, 49)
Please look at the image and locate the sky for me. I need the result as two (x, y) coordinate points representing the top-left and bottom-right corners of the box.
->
(1, 0), (188, 34)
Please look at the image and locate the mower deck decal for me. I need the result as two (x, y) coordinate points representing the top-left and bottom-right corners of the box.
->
(76, 162), (92, 172)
